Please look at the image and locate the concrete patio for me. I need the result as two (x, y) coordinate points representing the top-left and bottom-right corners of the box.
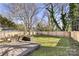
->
(0, 42), (40, 56)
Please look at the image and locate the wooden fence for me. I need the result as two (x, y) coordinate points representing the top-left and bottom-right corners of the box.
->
(0, 31), (24, 39)
(36, 31), (70, 37)
(71, 31), (79, 42)
(0, 31), (79, 42)
(36, 31), (79, 42)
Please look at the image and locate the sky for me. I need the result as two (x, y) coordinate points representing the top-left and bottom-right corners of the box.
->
(0, 3), (69, 28)
(0, 3), (48, 24)
(0, 4), (7, 15)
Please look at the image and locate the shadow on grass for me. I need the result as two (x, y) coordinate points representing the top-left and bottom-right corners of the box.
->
(31, 35), (79, 56)
(33, 35), (65, 38)
(56, 37), (71, 47)
(69, 38), (79, 48)
(56, 37), (79, 56)
(33, 35), (79, 47)
(30, 46), (69, 56)
(30, 37), (71, 56)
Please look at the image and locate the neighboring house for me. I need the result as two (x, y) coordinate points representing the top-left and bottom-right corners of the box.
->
(0, 24), (10, 31)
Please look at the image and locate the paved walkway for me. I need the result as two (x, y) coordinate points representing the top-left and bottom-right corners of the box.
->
(0, 42), (40, 56)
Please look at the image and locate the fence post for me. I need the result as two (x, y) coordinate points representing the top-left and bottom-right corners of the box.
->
(69, 32), (71, 38)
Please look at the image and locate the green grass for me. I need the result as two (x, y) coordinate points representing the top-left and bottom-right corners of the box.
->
(30, 35), (71, 56)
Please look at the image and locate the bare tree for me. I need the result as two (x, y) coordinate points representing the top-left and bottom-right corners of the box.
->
(4, 3), (44, 36)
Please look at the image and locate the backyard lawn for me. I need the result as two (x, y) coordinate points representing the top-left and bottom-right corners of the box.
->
(30, 35), (76, 56)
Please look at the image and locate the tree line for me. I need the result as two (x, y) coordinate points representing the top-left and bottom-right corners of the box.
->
(1, 3), (79, 34)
